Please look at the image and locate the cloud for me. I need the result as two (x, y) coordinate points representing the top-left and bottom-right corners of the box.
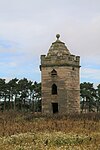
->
(0, 0), (100, 83)
(0, 37), (20, 53)
(81, 67), (100, 83)
(0, 62), (17, 67)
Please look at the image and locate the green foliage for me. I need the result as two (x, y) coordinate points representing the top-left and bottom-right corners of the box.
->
(0, 78), (100, 113)
(0, 78), (41, 112)
(80, 82), (100, 112)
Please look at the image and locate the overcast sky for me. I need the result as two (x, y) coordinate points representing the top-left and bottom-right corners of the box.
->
(0, 0), (100, 85)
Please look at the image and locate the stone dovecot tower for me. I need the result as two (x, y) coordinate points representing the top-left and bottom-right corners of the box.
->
(40, 34), (80, 115)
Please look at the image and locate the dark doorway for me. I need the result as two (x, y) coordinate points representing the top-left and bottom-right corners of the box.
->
(52, 103), (58, 114)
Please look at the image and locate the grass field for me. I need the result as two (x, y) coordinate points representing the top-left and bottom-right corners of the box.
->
(0, 112), (100, 150)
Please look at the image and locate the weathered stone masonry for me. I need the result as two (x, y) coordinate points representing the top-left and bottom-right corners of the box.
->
(40, 34), (80, 115)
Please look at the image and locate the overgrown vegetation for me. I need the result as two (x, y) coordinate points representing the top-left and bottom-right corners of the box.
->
(0, 78), (100, 149)
(0, 112), (100, 150)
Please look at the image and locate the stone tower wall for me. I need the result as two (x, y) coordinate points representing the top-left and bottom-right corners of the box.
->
(41, 65), (80, 115)
(40, 35), (80, 115)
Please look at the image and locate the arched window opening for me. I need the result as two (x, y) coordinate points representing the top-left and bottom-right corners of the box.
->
(52, 84), (57, 95)
(51, 69), (57, 76)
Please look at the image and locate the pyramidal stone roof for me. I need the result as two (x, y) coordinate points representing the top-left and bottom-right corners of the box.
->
(47, 34), (71, 56)
(40, 34), (80, 68)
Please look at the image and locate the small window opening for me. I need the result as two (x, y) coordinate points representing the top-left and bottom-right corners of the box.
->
(51, 69), (57, 76)
(68, 57), (72, 61)
(52, 103), (58, 114)
(72, 67), (75, 70)
(52, 84), (57, 95)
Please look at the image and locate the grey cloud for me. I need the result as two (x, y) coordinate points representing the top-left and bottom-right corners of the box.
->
(0, 0), (100, 82)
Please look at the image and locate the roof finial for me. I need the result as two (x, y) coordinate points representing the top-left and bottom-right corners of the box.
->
(56, 34), (60, 40)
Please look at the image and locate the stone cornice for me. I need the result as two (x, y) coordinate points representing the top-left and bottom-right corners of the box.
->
(40, 64), (81, 68)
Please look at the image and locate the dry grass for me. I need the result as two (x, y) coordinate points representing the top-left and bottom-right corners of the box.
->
(0, 111), (100, 150)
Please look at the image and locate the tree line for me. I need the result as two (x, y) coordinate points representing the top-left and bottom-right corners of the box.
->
(0, 78), (41, 112)
(80, 82), (100, 113)
(0, 78), (100, 113)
